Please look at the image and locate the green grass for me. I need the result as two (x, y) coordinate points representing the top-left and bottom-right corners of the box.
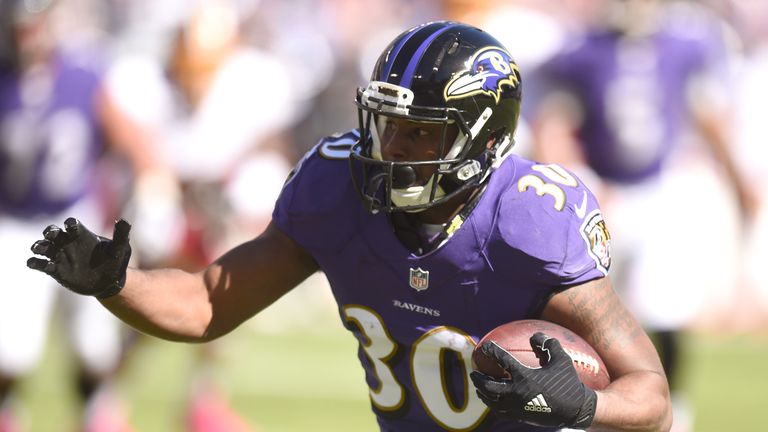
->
(15, 286), (768, 431)
(116, 330), (376, 432)
(18, 281), (378, 432)
(681, 332), (768, 432)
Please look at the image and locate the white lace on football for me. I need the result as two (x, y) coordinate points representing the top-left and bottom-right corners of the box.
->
(564, 348), (601, 376)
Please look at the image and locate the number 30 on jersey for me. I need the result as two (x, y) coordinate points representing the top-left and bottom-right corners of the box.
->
(517, 163), (578, 211)
(343, 305), (489, 431)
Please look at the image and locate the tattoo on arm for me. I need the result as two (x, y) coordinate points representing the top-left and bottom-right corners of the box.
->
(562, 280), (641, 352)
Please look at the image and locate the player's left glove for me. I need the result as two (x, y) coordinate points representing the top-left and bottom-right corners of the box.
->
(470, 332), (597, 429)
(27, 217), (132, 298)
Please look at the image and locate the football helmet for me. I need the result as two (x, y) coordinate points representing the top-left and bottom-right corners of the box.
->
(350, 21), (522, 213)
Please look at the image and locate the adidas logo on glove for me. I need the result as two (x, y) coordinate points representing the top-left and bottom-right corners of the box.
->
(524, 394), (552, 413)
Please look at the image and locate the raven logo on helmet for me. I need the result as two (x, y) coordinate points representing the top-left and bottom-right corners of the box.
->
(444, 47), (520, 104)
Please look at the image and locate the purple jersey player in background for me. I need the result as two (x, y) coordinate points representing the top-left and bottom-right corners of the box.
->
(0, 1), (176, 430)
(527, 1), (757, 431)
(27, 21), (672, 431)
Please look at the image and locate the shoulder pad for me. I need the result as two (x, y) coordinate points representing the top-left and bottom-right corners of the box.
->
(273, 130), (362, 253)
(494, 157), (610, 283)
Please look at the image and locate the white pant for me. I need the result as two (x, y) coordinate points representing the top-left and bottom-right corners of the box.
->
(604, 161), (739, 331)
(0, 199), (122, 377)
(743, 193), (768, 304)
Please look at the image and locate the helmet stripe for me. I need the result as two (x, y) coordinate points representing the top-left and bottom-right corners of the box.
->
(380, 22), (455, 83)
(399, 23), (460, 88)
(380, 24), (426, 82)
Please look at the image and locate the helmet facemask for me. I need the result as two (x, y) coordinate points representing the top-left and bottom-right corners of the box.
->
(350, 81), (492, 213)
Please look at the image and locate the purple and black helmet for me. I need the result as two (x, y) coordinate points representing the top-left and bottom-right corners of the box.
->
(351, 21), (523, 213)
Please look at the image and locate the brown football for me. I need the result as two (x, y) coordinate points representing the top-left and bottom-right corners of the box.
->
(472, 319), (610, 390)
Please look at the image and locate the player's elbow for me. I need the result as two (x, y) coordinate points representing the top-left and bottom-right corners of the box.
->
(593, 369), (672, 431)
(656, 391), (673, 432)
(630, 371), (673, 432)
(637, 372), (673, 432)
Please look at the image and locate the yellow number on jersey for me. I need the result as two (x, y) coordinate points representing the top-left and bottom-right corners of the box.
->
(343, 306), (489, 431)
(517, 163), (578, 211)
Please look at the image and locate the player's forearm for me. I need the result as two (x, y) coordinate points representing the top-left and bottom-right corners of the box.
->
(590, 370), (672, 431)
(99, 267), (215, 343)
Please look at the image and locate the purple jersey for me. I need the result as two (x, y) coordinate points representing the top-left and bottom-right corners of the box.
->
(0, 50), (105, 217)
(536, 28), (717, 183)
(273, 130), (610, 431)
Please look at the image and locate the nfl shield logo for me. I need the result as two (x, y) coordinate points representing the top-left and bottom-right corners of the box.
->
(409, 267), (429, 291)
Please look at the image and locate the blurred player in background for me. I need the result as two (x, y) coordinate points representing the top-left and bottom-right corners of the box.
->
(248, 0), (441, 159)
(442, 0), (574, 160)
(108, 0), (296, 269)
(0, 0), (179, 431)
(721, 0), (768, 329)
(105, 0), (298, 430)
(528, 1), (757, 430)
(28, 20), (673, 431)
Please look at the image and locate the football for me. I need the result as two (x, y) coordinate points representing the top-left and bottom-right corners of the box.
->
(472, 319), (610, 390)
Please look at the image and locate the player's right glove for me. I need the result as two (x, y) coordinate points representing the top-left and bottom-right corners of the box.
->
(470, 332), (597, 429)
(27, 217), (132, 298)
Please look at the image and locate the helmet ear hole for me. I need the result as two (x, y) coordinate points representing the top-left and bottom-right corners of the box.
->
(487, 128), (508, 150)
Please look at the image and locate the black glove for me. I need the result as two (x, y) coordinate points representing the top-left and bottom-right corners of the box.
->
(27, 217), (132, 298)
(470, 332), (597, 429)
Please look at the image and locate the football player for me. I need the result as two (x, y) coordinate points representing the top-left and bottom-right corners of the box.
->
(1, 0), (176, 430)
(28, 21), (672, 431)
(528, 1), (757, 430)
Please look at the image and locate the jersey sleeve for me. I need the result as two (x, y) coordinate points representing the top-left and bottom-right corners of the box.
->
(560, 190), (611, 283)
(272, 131), (361, 254)
(496, 161), (610, 289)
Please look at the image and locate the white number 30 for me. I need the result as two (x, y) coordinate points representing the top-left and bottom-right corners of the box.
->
(343, 306), (489, 431)
(517, 164), (578, 211)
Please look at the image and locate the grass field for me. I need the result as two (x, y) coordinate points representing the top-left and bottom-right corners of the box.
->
(16, 282), (768, 432)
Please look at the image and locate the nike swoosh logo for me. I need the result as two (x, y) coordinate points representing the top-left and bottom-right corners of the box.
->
(574, 191), (587, 219)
